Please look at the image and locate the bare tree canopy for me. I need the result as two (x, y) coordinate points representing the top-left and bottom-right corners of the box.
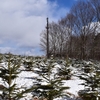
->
(40, 0), (100, 60)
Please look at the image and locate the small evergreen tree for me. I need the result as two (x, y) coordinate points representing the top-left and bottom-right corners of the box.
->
(32, 59), (70, 100)
(0, 54), (32, 100)
(78, 68), (100, 100)
(57, 59), (72, 80)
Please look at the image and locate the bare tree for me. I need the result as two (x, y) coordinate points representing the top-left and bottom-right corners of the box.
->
(40, 21), (70, 58)
(90, 0), (100, 22)
(40, 30), (47, 53)
(70, 1), (96, 59)
(48, 22), (58, 57)
(40, 0), (100, 60)
(40, 22), (59, 58)
(89, 0), (100, 59)
(56, 21), (69, 57)
(59, 13), (76, 58)
(49, 22), (69, 58)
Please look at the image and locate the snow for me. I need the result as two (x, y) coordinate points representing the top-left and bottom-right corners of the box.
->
(0, 57), (99, 100)
(16, 72), (84, 99)
(15, 66), (84, 99)
(62, 78), (84, 97)
(16, 71), (38, 88)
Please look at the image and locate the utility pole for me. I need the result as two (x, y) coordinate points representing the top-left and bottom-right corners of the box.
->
(46, 17), (49, 58)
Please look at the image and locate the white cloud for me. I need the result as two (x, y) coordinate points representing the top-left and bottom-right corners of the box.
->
(0, 0), (68, 55)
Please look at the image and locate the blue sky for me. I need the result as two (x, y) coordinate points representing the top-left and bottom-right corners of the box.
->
(0, 0), (78, 56)
(49, 0), (77, 8)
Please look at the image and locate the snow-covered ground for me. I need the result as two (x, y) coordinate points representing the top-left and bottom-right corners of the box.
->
(17, 64), (84, 99)
(0, 56), (99, 100)
(10, 69), (83, 100)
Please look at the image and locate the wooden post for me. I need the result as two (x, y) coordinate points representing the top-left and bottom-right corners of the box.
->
(46, 17), (49, 58)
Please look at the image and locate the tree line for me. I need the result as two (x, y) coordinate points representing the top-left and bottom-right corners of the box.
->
(40, 0), (100, 60)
